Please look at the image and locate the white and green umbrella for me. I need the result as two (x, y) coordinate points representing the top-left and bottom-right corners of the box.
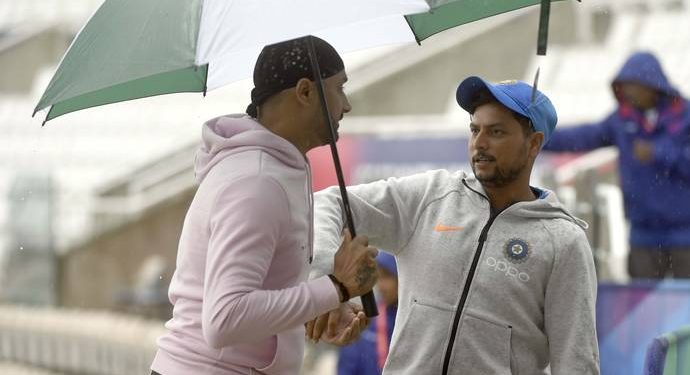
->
(33, 0), (565, 123)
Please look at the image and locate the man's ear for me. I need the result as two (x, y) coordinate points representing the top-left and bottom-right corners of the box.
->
(295, 78), (314, 107)
(529, 132), (545, 158)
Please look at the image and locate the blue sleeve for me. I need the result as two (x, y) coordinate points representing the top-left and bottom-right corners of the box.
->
(543, 115), (616, 152)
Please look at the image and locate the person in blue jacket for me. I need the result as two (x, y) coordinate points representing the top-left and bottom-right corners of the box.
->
(338, 252), (398, 375)
(543, 51), (690, 278)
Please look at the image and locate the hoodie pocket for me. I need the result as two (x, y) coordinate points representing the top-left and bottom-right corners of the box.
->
(449, 311), (513, 375)
(252, 328), (302, 375)
(384, 297), (455, 373)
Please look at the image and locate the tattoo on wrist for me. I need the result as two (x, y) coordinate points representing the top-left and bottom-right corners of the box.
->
(356, 263), (376, 290)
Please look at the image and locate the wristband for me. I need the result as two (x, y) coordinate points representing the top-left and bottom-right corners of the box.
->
(328, 274), (350, 303)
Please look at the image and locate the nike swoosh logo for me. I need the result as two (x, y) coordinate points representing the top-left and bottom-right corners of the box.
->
(434, 224), (465, 232)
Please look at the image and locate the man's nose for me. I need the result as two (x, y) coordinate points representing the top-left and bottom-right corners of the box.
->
(472, 130), (489, 150)
(343, 97), (352, 114)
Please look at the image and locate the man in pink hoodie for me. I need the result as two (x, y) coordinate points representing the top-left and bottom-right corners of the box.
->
(150, 36), (378, 375)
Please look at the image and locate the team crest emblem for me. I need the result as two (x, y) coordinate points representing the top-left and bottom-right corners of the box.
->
(505, 238), (530, 263)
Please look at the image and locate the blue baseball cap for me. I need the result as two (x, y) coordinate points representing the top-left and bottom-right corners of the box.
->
(456, 76), (558, 146)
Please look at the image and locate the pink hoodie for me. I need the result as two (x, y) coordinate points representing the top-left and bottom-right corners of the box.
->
(151, 115), (340, 375)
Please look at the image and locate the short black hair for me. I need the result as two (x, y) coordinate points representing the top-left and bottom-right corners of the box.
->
(469, 89), (534, 136)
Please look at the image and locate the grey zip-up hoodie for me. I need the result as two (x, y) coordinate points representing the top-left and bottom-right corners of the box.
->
(311, 169), (599, 374)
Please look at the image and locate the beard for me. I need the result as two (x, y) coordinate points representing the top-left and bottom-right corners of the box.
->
(319, 120), (338, 144)
(471, 152), (529, 188)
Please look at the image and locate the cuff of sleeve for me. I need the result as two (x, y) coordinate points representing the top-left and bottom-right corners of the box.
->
(308, 275), (341, 314)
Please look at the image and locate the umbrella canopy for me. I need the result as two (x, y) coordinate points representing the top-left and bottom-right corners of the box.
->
(34, 0), (565, 122)
(407, 0), (562, 42)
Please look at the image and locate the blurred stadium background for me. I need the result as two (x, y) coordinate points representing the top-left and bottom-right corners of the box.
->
(1, 0), (689, 374)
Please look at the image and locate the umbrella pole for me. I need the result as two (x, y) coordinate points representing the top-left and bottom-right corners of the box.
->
(537, 0), (551, 56)
(305, 35), (378, 318)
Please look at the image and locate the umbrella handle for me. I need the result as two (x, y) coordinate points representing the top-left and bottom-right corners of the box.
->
(305, 36), (378, 318)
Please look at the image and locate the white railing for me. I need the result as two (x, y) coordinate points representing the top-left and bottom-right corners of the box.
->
(0, 306), (165, 375)
(595, 183), (629, 282)
(545, 149), (630, 282)
(0, 361), (62, 375)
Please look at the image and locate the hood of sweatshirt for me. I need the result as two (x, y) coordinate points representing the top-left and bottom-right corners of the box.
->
(462, 175), (588, 230)
(612, 51), (679, 98)
(194, 114), (306, 184)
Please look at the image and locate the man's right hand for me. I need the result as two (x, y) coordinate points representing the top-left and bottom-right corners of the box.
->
(332, 229), (378, 298)
(305, 302), (368, 345)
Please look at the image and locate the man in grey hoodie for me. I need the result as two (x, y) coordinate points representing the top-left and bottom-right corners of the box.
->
(308, 77), (600, 374)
